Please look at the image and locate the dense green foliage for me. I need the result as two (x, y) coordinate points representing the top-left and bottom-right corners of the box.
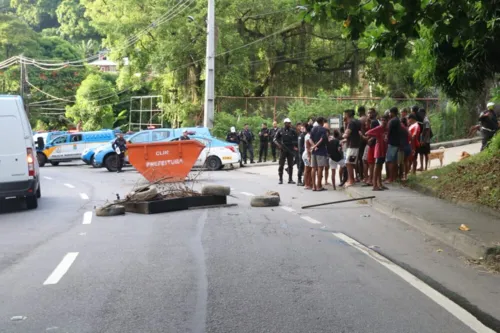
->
(0, 0), (498, 135)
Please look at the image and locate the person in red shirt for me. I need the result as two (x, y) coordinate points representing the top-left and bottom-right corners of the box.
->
(365, 115), (389, 191)
(408, 114), (421, 174)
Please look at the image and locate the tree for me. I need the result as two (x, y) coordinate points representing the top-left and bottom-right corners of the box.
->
(66, 73), (118, 130)
(303, 0), (500, 102)
(56, 0), (98, 41)
(0, 13), (39, 59)
(10, 0), (61, 30)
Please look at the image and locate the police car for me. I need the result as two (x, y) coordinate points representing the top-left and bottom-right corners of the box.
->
(93, 127), (212, 172)
(37, 130), (116, 167)
(168, 135), (241, 170)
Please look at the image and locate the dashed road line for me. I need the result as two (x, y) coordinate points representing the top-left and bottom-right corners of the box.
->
(82, 211), (92, 225)
(280, 206), (295, 213)
(64, 183), (75, 189)
(43, 252), (79, 285)
(79, 193), (89, 200)
(43, 176), (53, 180)
(301, 216), (322, 224)
(332, 232), (495, 333)
(240, 192), (255, 197)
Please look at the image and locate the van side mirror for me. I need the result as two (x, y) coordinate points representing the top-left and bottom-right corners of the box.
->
(37, 137), (45, 150)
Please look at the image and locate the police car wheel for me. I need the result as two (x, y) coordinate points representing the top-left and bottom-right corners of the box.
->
(50, 161), (60, 166)
(205, 156), (222, 171)
(105, 154), (118, 172)
(37, 152), (47, 167)
(90, 155), (96, 167)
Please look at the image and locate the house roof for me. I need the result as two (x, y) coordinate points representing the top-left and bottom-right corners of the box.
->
(89, 59), (117, 66)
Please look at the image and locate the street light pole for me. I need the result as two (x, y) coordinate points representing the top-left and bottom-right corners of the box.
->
(203, 0), (215, 128)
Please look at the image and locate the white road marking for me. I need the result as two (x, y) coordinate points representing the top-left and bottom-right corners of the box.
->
(280, 206), (295, 213)
(79, 193), (89, 200)
(79, 232), (87, 236)
(332, 232), (496, 333)
(240, 192), (255, 197)
(43, 176), (53, 180)
(43, 252), (79, 285)
(82, 211), (92, 225)
(301, 216), (322, 224)
(64, 183), (75, 189)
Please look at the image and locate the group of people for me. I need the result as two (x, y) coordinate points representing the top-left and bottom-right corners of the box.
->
(227, 102), (498, 190)
(226, 122), (282, 165)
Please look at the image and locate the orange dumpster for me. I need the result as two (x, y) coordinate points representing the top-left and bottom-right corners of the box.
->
(127, 140), (205, 183)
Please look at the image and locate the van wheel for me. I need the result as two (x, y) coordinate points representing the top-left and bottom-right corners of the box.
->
(105, 154), (118, 172)
(36, 185), (41, 198)
(26, 195), (38, 209)
(37, 152), (47, 167)
(205, 156), (222, 171)
(50, 161), (60, 166)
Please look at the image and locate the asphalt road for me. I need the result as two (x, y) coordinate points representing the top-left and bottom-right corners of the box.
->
(0, 162), (499, 333)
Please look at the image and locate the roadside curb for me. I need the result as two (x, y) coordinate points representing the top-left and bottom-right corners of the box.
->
(410, 183), (500, 220)
(345, 186), (489, 259)
(430, 137), (481, 149)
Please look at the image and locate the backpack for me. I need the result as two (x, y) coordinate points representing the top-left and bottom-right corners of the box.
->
(328, 139), (343, 162)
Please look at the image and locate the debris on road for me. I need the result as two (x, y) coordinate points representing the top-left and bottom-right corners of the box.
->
(251, 192), (280, 207)
(302, 196), (375, 209)
(96, 205), (125, 217)
(459, 224), (470, 231)
(202, 184), (231, 196)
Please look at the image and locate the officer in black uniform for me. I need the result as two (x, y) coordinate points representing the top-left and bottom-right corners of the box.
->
(269, 121), (279, 162)
(226, 126), (243, 167)
(258, 123), (270, 163)
(239, 124), (255, 164)
(297, 123), (305, 186)
(112, 133), (127, 173)
(180, 130), (190, 140)
(472, 102), (499, 151)
(274, 118), (298, 184)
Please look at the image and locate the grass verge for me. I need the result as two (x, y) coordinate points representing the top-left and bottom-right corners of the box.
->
(408, 133), (500, 212)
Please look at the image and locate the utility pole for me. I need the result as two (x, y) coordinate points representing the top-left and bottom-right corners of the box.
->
(19, 56), (24, 99)
(203, 0), (215, 128)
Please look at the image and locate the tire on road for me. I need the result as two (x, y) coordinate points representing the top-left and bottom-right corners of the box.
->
(127, 185), (158, 201)
(96, 205), (126, 217)
(250, 195), (280, 207)
(201, 185), (230, 196)
(50, 161), (60, 166)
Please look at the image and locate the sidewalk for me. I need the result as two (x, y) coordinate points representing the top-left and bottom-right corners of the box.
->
(345, 183), (500, 259)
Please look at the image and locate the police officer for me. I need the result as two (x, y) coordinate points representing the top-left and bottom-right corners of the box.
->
(472, 102), (499, 151)
(226, 126), (243, 167)
(180, 130), (190, 140)
(112, 133), (127, 173)
(258, 123), (270, 163)
(274, 118), (298, 184)
(269, 121), (279, 162)
(239, 124), (255, 164)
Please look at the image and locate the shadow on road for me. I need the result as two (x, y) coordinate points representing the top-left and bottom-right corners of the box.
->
(0, 198), (29, 214)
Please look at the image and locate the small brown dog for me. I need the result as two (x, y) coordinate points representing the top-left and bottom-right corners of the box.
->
(459, 151), (471, 161)
(427, 146), (445, 168)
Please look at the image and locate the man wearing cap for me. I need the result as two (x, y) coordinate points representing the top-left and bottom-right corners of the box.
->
(180, 130), (190, 140)
(226, 127), (243, 167)
(274, 118), (298, 184)
(471, 102), (499, 151)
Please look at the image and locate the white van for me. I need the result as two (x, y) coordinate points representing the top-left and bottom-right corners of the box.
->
(0, 95), (41, 209)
